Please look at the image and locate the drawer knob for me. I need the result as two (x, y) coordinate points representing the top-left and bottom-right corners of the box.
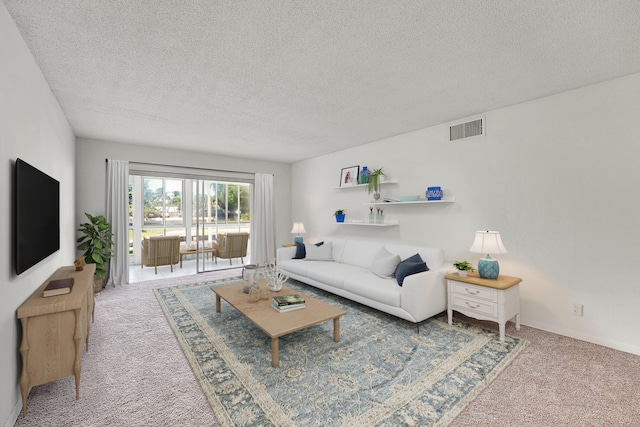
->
(466, 301), (480, 309)
(465, 288), (480, 295)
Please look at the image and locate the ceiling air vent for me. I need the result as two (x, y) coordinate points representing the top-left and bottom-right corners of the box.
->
(450, 117), (484, 141)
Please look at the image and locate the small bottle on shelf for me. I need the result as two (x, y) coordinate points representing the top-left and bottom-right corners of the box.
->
(360, 166), (370, 184)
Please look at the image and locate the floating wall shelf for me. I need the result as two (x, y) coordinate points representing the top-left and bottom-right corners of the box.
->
(333, 178), (398, 190)
(365, 196), (455, 206)
(332, 219), (399, 227)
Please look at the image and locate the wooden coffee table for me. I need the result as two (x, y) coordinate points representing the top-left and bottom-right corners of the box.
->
(211, 282), (346, 367)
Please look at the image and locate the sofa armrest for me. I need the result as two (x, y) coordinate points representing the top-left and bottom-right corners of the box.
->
(400, 269), (447, 321)
(276, 246), (297, 264)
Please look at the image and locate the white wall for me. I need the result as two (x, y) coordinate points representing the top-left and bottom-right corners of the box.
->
(75, 138), (292, 251)
(292, 73), (640, 356)
(0, 4), (76, 426)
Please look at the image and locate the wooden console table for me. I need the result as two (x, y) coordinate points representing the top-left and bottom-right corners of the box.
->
(17, 264), (95, 416)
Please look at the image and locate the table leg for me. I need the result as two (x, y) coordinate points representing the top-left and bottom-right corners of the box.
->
(333, 317), (341, 342)
(73, 308), (82, 399)
(515, 313), (521, 331)
(447, 308), (453, 325)
(19, 318), (29, 417)
(271, 337), (279, 368)
(499, 323), (506, 343)
(215, 295), (221, 313)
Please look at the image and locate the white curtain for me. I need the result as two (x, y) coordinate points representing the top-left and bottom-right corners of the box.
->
(106, 159), (129, 286)
(250, 173), (275, 265)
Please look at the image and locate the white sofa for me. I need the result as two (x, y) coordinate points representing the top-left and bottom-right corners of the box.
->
(276, 238), (448, 323)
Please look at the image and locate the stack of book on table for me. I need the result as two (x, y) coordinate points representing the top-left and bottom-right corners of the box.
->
(272, 294), (306, 312)
(43, 278), (74, 297)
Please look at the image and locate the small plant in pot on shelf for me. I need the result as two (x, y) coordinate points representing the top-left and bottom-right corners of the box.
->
(77, 213), (114, 292)
(366, 167), (385, 200)
(453, 261), (475, 277)
(334, 209), (346, 223)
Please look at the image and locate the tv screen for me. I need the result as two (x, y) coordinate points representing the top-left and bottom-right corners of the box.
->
(15, 158), (60, 275)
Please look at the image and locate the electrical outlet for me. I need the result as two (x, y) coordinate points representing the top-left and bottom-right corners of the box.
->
(572, 303), (583, 317)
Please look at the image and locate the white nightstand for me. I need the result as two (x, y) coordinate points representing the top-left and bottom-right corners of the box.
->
(445, 272), (522, 343)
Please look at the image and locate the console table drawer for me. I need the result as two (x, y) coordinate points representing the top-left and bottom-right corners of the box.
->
(451, 282), (497, 302)
(451, 295), (497, 317)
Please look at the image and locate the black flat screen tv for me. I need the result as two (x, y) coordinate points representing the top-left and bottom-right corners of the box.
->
(15, 158), (60, 275)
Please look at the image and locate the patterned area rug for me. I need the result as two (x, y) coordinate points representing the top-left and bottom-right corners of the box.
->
(154, 277), (527, 427)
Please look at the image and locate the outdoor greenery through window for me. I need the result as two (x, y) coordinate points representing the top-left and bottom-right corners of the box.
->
(193, 181), (250, 225)
(128, 176), (251, 261)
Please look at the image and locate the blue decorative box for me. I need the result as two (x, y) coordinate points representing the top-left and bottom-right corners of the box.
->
(426, 186), (443, 200)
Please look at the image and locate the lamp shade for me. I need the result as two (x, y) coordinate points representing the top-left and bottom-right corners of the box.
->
(290, 222), (306, 235)
(291, 222), (306, 244)
(469, 231), (507, 280)
(469, 230), (507, 255)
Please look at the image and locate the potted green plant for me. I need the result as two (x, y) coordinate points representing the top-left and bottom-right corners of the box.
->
(366, 167), (385, 200)
(77, 213), (114, 292)
(334, 209), (346, 223)
(453, 261), (475, 277)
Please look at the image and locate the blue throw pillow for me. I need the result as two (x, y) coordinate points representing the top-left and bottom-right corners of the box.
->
(395, 253), (429, 286)
(293, 242), (306, 259)
(293, 241), (324, 259)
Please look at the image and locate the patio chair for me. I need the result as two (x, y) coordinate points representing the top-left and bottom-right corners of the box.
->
(141, 235), (180, 274)
(213, 232), (249, 265)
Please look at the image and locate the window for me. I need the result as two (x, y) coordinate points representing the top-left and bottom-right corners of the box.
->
(128, 172), (252, 267)
(142, 178), (184, 235)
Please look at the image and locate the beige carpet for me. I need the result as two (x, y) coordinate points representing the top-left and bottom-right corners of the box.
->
(14, 270), (640, 426)
(450, 314), (640, 426)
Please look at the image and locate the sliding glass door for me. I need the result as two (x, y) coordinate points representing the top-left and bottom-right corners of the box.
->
(129, 173), (251, 272)
(193, 179), (251, 272)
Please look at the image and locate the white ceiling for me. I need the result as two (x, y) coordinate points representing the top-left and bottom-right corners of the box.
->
(5, 1), (640, 163)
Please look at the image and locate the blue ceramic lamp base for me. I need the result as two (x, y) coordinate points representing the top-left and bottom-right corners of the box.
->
(293, 236), (303, 244)
(478, 255), (499, 279)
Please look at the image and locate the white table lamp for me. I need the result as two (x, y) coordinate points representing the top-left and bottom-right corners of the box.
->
(291, 222), (306, 244)
(469, 230), (507, 279)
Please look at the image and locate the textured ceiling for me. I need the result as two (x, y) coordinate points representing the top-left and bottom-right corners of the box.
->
(4, 1), (640, 163)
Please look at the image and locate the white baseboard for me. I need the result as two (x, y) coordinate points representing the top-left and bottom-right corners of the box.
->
(522, 320), (640, 356)
(3, 395), (23, 427)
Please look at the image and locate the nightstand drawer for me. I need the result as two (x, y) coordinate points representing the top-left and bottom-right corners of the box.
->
(445, 273), (522, 343)
(451, 282), (497, 302)
(451, 295), (497, 317)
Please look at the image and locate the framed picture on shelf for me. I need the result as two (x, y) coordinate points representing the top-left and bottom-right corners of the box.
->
(340, 166), (359, 187)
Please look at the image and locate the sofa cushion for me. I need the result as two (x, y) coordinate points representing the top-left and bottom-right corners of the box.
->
(279, 259), (309, 277)
(371, 247), (401, 278)
(395, 253), (429, 286)
(325, 238), (346, 263)
(343, 273), (401, 307)
(305, 241), (333, 261)
(340, 240), (385, 268)
(303, 261), (368, 289)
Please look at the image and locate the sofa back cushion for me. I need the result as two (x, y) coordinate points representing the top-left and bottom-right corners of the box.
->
(340, 240), (386, 268)
(315, 238), (444, 271)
